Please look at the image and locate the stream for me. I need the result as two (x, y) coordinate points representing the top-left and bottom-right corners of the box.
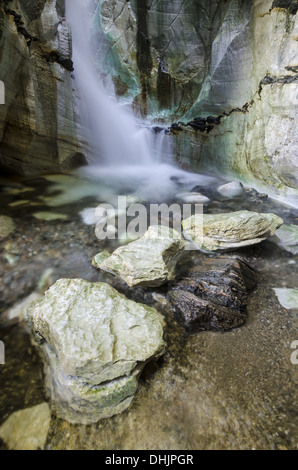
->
(0, 170), (297, 449)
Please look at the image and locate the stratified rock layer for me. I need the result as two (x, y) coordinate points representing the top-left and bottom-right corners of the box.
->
(27, 279), (165, 424)
(96, 226), (186, 287)
(182, 211), (283, 251)
(0, 0), (84, 174)
(169, 256), (258, 331)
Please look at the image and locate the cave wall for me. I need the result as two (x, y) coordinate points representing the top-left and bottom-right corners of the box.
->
(0, 0), (297, 206)
(173, 0), (298, 206)
(93, 0), (235, 120)
(95, 0), (298, 205)
(0, 0), (85, 174)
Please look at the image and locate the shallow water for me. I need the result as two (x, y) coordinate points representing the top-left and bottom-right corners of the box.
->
(0, 171), (297, 450)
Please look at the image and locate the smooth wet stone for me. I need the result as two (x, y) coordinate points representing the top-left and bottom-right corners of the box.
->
(176, 192), (210, 204)
(217, 182), (243, 198)
(80, 207), (127, 226)
(33, 212), (68, 222)
(27, 279), (165, 385)
(271, 224), (298, 255)
(182, 211), (283, 251)
(0, 216), (15, 240)
(5, 292), (42, 323)
(0, 403), (51, 450)
(273, 288), (298, 310)
(169, 256), (257, 331)
(9, 200), (31, 207)
(96, 226), (186, 287)
(80, 207), (100, 225)
(92, 250), (111, 267)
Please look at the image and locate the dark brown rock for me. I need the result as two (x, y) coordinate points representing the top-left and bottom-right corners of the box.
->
(169, 290), (247, 331)
(169, 256), (258, 331)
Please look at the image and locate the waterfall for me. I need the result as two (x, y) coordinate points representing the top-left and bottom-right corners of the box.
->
(66, 0), (216, 201)
(66, 0), (158, 166)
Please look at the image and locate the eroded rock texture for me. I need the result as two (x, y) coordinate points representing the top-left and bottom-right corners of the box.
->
(96, 226), (186, 287)
(182, 211), (283, 252)
(169, 256), (258, 331)
(95, 0), (298, 205)
(0, 0), (85, 174)
(27, 279), (165, 424)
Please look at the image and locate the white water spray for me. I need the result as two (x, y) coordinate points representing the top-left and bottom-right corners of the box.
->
(66, 0), (216, 201)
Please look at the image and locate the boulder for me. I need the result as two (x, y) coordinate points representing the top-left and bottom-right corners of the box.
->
(169, 256), (258, 331)
(95, 226), (186, 287)
(182, 211), (283, 251)
(217, 182), (243, 198)
(42, 344), (141, 425)
(27, 279), (165, 424)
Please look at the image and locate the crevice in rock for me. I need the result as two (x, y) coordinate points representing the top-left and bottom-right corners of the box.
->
(170, 70), (298, 135)
(258, 72), (298, 96)
(41, 51), (74, 72)
(1, 0), (74, 72)
(136, 0), (153, 116)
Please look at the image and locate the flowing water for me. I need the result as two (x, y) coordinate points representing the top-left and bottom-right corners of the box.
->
(66, 0), (217, 202)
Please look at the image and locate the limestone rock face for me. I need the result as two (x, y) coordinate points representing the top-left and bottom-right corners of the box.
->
(27, 279), (165, 424)
(42, 344), (140, 425)
(0, 0), (85, 174)
(171, 1), (298, 206)
(93, 0), (231, 120)
(96, 226), (186, 287)
(182, 211), (283, 251)
(92, 0), (298, 205)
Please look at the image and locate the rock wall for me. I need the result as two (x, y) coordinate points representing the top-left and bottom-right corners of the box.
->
(93, 0), (234, 120)
(172, 0), (298, 206)
(0, 0), (85, 174)
(0, 0), (297, 205)
(95, 0), (298, 205)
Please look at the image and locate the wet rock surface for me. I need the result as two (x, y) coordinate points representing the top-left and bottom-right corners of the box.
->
(271, 224), (298, 255)
(169, 256), (258, 331)
(27, 279), (165, 424)
(0, 176), (297, 449)
(183, 211), (283, 251)
(96, 226), (186, 288)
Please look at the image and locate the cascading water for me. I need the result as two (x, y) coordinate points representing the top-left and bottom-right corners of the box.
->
(66, 0), (216, 201)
